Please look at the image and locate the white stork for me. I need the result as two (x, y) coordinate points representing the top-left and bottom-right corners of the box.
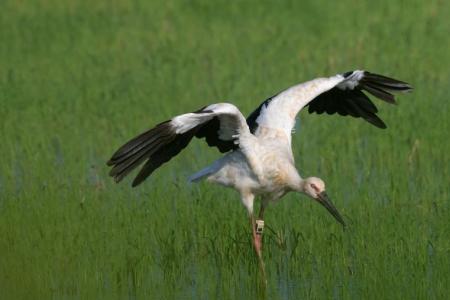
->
(107, 70), (412, 257)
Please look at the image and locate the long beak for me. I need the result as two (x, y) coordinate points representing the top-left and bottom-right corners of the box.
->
(317, 192), (346, 227)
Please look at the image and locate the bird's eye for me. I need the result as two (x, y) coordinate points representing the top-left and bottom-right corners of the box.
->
(311, 183), (320, 193)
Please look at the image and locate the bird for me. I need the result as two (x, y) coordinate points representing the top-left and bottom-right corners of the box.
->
(107, 70), (412, 257)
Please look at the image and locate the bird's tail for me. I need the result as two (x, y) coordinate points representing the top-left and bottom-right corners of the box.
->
(188, 165), (216, 183)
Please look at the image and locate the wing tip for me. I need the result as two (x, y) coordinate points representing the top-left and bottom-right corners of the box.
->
(357, 71), (413, 105)
(365, 113), (387, 129)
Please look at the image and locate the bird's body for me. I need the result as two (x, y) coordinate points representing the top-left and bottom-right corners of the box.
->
(191, 136), (296, 208)
(107, 70), (412, 257)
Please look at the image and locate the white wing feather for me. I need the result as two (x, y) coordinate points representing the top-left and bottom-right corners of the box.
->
(254, 74), (345, 142)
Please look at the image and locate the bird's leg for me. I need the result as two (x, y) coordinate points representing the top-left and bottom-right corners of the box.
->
(241, 192), (262, 257)
(253, 200), (267, 256)
(258, 200), (267, 220)
(254, 205), (268, 284)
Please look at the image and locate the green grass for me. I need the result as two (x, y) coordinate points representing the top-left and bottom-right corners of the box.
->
(1, 0), (449, 299)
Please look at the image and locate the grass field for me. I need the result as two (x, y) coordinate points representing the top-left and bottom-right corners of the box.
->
(1, 0), (449, 299)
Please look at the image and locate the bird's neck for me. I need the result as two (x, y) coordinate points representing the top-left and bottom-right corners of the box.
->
(290, 173), (305, 193)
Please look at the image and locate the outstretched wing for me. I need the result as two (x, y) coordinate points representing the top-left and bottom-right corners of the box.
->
(247, 70), (412, 139)
(107, 103), (249, 187)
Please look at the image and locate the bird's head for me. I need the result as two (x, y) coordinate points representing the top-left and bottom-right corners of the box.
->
(302, 177), (346, 227)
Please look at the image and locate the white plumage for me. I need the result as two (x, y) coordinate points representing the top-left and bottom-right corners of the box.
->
(107, 70), (412, 257)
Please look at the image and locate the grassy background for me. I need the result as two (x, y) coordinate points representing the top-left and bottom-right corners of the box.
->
(1, 0), (449, 299)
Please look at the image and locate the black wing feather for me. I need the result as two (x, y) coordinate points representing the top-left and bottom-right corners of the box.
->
(107, 107), (238, 187)
(195, 117), (237, 152)
(308, 87), (386, 127)
(307, 71), (412, 128)
(360, 83), (396, 104)
(131, 129), (197, 187)
(246, 93), (279, 133)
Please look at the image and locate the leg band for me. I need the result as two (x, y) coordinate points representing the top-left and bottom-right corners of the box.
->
(256, 220), (264, 235)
